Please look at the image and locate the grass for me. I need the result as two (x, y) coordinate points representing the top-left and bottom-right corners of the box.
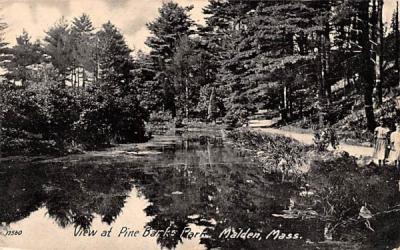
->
(227, 129), (400, 246)
(226, 129), (314, 182)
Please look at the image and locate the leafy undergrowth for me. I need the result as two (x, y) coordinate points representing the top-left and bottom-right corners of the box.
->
(227, 129), (315, 182)
(303, 153), (400, 246)
(332, 94), (400, 146)
(228, 129), (400, 247)
(332, 109), (374, 146)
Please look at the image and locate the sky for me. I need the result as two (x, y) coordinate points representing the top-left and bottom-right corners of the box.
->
(0, 0), (397, 52)
(0, 0), (208, 52)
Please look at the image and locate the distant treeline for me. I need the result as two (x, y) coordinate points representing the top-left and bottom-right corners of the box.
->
(0, 16), (148, 155)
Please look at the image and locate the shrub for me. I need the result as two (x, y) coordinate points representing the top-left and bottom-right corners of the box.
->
(1, 81), (148, 155)
(73, 86), (147, 148)
(1, 84), (52, 155)
(227, 129), (312, 181)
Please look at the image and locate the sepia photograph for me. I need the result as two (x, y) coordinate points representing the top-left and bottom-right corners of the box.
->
(1, 0), (400, 249)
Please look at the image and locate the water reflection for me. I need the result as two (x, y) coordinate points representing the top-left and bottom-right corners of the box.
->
(1, 131), (400, 249)
(0, 161), (134, 230)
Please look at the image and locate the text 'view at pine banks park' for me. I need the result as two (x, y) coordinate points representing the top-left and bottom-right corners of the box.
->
(3, 0), (400, 250)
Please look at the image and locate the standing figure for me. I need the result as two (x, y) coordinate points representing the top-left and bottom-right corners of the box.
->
(389, 123), (400, 169)
(373, 118), (390, 166)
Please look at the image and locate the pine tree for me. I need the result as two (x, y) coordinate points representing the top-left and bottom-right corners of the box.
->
(372, 0), (384, 105)
(167, 36), (214, 119)
(133, 51), (160, 113)
(146, 2), (194, 61)
(381, 2), (400, 91)
(96, 21), (133, 90)
(145, 1), (195, 117)
(71, 13), (96, 88)
(200, 0), (260, 121)
(43, 18), (74, 86)
(80, 21), (146, 143)
(0, 17), (7, 157)
(71, 13), (95, 34)
(357, 1), (376, 131)
(216, 1), (324, 123)
(5, 30), (42, 86)
(0, 18), (8, 68)
(395, 1), (399, 87)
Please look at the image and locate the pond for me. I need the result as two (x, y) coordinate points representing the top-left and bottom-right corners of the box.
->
(0, 130), (400, 250)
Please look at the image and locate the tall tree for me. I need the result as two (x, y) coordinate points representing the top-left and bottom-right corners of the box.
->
(0, 18), (8, 67)
(5, 30), (42, 86)
(167, 36), (215, 119)
(86, 21), (146, 142)
(373, 0), (384, 105)
(217, 1), (324, 123)
(201, 0), (262, 121)
(96, 21), (133, 89)
(383, 3), (399, 89)
(0, 17), (7, 157)
(394, 2), (399, 87)
(43, 18), (74, 86)
(133, 51), (160, 113)
(71, 13), (96, 88)
(145, 1), (195, 117)
(358, 1), (376, 131)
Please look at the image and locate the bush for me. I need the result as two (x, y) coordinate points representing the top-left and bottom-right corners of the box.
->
(1, 84), (53, 155)
(225, 109), (251, 128)
(45, 84), (81, 146)
(73, 86), (147, 148)
(149, 111), (173, 124)
(227, 129), (312, 181)
(1, 81), (148, 155)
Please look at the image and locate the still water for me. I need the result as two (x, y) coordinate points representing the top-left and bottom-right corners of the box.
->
(1, 130), (400, 250)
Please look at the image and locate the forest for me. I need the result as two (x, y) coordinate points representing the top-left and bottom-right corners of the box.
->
(0, 0), (399, 155)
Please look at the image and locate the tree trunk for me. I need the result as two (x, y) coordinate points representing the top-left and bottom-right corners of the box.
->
(282, 85), (288, 120)
(375, 0), (383, 105)
(185, 78), (189, 120)
(0, 93), (2, 158)
(323, 33), (332, 104)
(72, 67), (76, 89)
(82, 67), (86, 89)
(207, 86), (216, 121)
(318, 34), (327, 112)
(360, 1), (376, 131)
(289, 91), (293, 119)
(323, 7), (332, 104)
(396, 1), (400, 87)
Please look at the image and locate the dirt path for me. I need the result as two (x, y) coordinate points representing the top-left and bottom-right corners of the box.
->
(253, 127), (374, 158)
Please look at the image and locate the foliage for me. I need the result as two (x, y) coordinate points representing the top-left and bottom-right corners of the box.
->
(227, 129), (312, 181)
(43, 18), (74, 83)
(73, 87), (147, 147)
(70, 13), (97, 85)
(97, 21), (134, 88)
(145, 2), (195, 116)
(0, 17), (9, 65)
(3, 0), (400, 154)
(0, 83), (77, 155)
(133, 51), (160, 112)
(0, 17), (148, 156)
(313, 127), (338, 152)
(166, 36), (216, 119)
(5, 30), (43, 86)
(307, 153), (400, 241)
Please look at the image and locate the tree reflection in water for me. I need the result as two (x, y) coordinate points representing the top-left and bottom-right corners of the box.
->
(1, 133), (400, 249)
(0, 160), (134, 230)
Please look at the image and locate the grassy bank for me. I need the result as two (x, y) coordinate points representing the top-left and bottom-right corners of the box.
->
(227, 129), (313, 181)
(227, 129), (400, 246)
